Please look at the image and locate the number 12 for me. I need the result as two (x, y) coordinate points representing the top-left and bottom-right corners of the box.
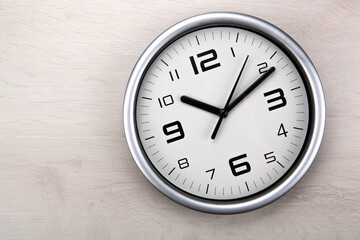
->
(189, 49), (221, 75)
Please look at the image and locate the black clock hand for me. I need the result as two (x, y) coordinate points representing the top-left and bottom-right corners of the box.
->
(227, 67), (276, 113)
(211, 55), (249, 140)
(181, 96), (222, 116)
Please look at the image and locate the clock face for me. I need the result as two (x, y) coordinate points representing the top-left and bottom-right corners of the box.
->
(134, 26), (310, 200)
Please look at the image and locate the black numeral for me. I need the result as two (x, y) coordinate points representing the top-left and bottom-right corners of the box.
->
(189, 56), (199, 74)
(178, 158), (189, 169)
(278, 123), (288, 137)
(158, 94), (174, 108)
(163, 121), (185, 144)
(264, 88), (287, 111)
(257, 62), (269, 74)
(169, 69), (180, 81)
(190, 49), (221, 75)
(229, 154), (251, 176)
(205, 168), (215, 180)
(264, 151), (276, 163)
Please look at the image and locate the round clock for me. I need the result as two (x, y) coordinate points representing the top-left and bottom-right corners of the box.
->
(123, 12), (325, 214)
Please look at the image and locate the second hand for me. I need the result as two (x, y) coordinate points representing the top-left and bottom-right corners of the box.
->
(211, 55), (249, 140)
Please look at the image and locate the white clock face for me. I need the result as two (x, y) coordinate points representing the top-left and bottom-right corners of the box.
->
(135, 27), (309, 200)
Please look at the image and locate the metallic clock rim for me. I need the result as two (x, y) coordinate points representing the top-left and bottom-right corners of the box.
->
(123, 12), (325, 214)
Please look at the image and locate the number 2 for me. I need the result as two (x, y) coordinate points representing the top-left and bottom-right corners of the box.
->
(257, 62), (269, 74)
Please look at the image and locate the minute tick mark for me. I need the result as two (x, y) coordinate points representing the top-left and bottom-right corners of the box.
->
(286, 70), (294, 76)
(146, 80), (154, 85)
(160, 59), (168, 66)
(276, 161), (285, 168)
(291, 86), (301, 91)
(281, 63), (288, 69)
(230, 47), (235, 57)
(168, 167), (175, 175)
(173, 47), (178, 54)
(270, 51), (277, 59)
(182, 178), (187, 185)
(145, 136), (154, 141)
(260, 177), (265, 184)
(267, 172), (272, 180)
(283, 156), (290, 162)
(195, 35), (200, 45)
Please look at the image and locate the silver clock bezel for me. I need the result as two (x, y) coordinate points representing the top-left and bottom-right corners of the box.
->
(123, 12), (325, 214)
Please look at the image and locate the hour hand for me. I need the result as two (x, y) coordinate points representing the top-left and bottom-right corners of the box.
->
(181, 95), (222, 116)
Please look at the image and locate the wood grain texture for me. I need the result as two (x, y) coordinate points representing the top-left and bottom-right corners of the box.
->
(0, 0), (359, 239)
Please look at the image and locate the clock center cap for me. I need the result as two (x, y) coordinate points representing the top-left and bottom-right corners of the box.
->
(221, 109), (229, 118)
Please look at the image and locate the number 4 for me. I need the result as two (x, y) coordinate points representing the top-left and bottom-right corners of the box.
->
(278, 123), (288, 137)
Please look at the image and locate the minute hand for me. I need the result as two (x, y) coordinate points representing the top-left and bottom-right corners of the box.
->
(227, 67), (276, 113)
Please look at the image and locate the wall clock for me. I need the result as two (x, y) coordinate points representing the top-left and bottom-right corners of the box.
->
(123, 12), (325, 214)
